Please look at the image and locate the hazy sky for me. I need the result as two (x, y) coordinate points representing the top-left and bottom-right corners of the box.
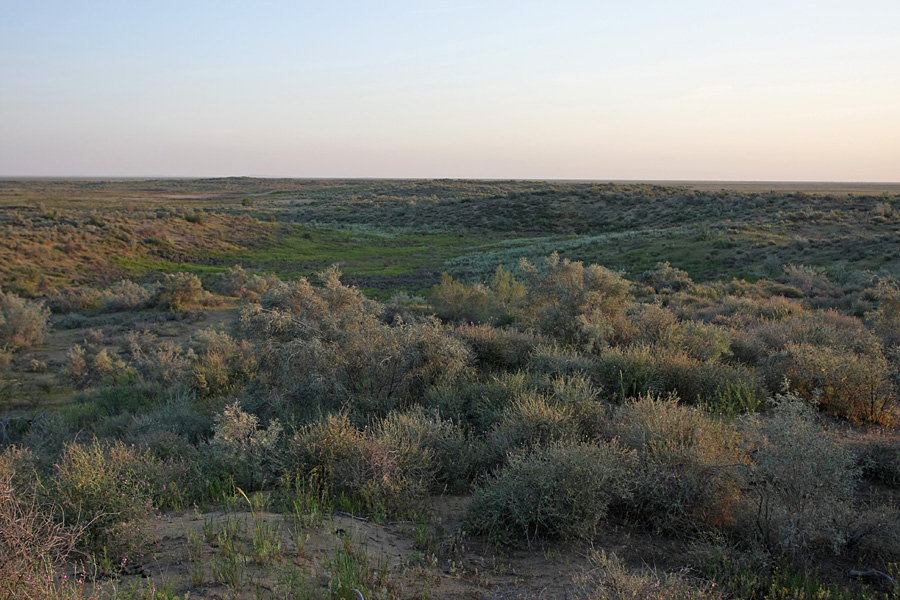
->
(1, 1), (898, 180)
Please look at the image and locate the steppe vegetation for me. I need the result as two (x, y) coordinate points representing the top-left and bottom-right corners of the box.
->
(2, 178), (900, 599)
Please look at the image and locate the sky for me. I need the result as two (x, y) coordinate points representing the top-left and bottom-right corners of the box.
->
(1, 1), (898, 181)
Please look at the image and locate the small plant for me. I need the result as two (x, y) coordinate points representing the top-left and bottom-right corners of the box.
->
(573, 549), (725, 599)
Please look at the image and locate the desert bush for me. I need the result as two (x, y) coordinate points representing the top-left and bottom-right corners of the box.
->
(483, 393), (580, 468)
(44, 286), (103, 313)
(0, 290), (50, 352)
(283, 412), (432, 518)
(741, 396), (859, 558)
(429, 265), (525, 325)
(850, 433), (900, 488)
(730, 309), (880, 366)
(421, 371), (540, 432)
(868, 279), (900, 348)
(189, 328), (257, 398)
(203, 401), (282, 492)
(455, 323), (541, 370)
(51, 438), (181, 557)
(127, 335), (191, 387)
(609, 394), (746, 532)
(638, 261), (696, 294)
(375, 406), (470, 493)
(763, 342), (894, 423)
(594, 345), (662, 402)
(154, 272), (203, 312)
(382, 291), (429, 324)
(780, 264), (842, 298)
(62, 344), (129, 389)
(574, 550), (725, 600)
(467, 440), (635, 545)
(100, 279), (152, 312)
(429, 273), (493, 323)
(527, 343), (599, 380)
(245, 270), (470, 415)
(215, 264), (278, 299)
(0, 447), (85, 600)
(518, 253), (631, 350)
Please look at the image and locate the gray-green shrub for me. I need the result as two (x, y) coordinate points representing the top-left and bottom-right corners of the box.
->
(0, 290), (50, 352)
(467, 440), (635, 545)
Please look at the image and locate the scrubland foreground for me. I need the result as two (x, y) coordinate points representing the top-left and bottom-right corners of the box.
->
(2, 178), (900, 599)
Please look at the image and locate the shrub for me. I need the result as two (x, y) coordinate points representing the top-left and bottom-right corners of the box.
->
(763, 342), (894, 423)
(638, 261), (696, 294)
(375, 406), (470, 494)
(742, 396), (859, 558)
(429, 265), (525, 325)
(0, 447), (83, 600)
(868, 279), (900, 348)
(154, 272), (203, 312)
(467, 440), (635, 545)
(528, 343), (599, 380)
(780, 264), (841, 298)
(62, 344), (129, 389)
(189, 328), (257, 398)
(215, 264), (278, 299)
(609, 395), (746, 532)
(594, 345), (661, 402)
(126, 334), (190, 387)
(52, 439), (177, 557)
(0, 290), (50, 352)
(455, 323), (542, 370)
(483, 393), (580, 468)
(100, 279), (152, 312)
(518, 253), (631, 350)
(283, 412), (432, 518)
(245, 270), (471, 415)
(44, 286), (103, 313)
(203, 402), (282, 492)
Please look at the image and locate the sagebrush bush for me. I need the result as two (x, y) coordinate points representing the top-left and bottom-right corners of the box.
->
(100, 279), (153, 312)
(527, 343), (599, 381)
(609, 394), (746, 532)
(454, 323), (541, 370)
(52, 439), (184, 557)
(429, 265), (525, 325)
(763, 342), (894, 423)
(376, 406), (470, 493)
(63, 344), (129, 389)
(244, 269), (471, 416)
(483, 393), (580, 468)
(126, 334), (190, 387)
(638, 261), (696, 294)
(868, 279), (900, 348)
(154, 272), (203, 312)
(215, 264), (278, 299)
(203, 401), (282, 492)
(0, 290), (50, 352)
(741, 396), (859, 557)
(0, 447), (82, 600)
(518, 253), (632, 350)
(467, 440), (635, 545)
(283, 412), (434, 518)
(189, 328), (257, 398)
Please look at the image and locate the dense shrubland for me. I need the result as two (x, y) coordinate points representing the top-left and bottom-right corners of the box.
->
(2, 178), (900, 597)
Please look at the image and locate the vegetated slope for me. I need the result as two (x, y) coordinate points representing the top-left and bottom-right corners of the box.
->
(3, 178), (898, 296)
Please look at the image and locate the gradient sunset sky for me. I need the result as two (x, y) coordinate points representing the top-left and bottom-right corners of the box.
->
(1, 1), (898, 181)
